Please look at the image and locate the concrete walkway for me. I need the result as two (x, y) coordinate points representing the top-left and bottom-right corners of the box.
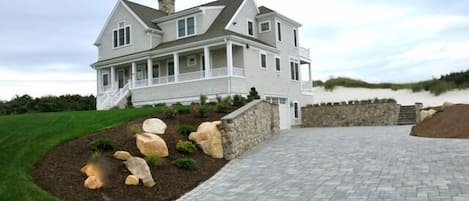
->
(179, 126), (469, 201)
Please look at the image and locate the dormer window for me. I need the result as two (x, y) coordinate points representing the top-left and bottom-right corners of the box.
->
(113, 21), (131, 48)
(259, 21), (271, 33)
(178, 16), (196, 38)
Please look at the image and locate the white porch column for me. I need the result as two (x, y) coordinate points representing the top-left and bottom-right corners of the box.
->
(110, 66), (115, 90)
(131, 62), (137, 88)
(147, 58), (153, 86)
(96, 69), (101, 93)
(173, 52), (179, 82)
(226, 41), (233, 76)
(204, 46), (211, 78)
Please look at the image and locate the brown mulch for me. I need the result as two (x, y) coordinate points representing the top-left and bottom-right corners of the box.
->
(411, 104), (469, 138)
(32, 110), (233, 201)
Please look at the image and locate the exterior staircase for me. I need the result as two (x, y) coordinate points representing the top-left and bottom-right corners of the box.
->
(397, 105), (417, 125)
(97, 83), (130, 110)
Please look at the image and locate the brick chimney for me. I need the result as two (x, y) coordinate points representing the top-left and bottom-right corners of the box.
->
(158, 0), (175, 15)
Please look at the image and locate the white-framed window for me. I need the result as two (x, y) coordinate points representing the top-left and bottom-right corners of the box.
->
(293, 101), (299, 119)
(259, 21), (271, 33)
(293, 29), (298, 47)
(152, 63), (160, 78)
(275, 56), (281, 72)
(137, 67), (144, 80)
(177, 16), (196, 38)
(290, 58), (299, 81)
(276, 21), (282, 41)
(187, 55), (197, 66)
(260, 52), (267, 69)
(102, 73), (109, 86)
(247, 20), (254, 36)
(113, 21), (131, 48)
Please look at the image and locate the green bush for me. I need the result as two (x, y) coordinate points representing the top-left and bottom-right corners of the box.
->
(154, 103), (166, 107)
(199, 95), (208, 105)
(177, 125), (196, 135)
(174, 105), (192, 114)
(176, 140), (197, 154)
(126, 95), (133, 108)
(232, 95), (247, 107)
(172, 158), (198, 170)
(198, 105), (209, 118)
(88, 151), (102, 163)
(163, 106), (177, 119)
(89, 138), (119, 151)
(129, 126), (142, 136)
(216, 101), (230, 113)
(144, 154), (161, 166)
(247, 87), (260, 101)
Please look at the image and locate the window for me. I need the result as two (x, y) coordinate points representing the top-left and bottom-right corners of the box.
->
(137, 68), (143, 80)
(112, 21), (131, 48)
(102, 74), (109, 86)
(260, 21), (271, 33)
(178, 16), (196, 38)
(293, 29), (298, 47)
(277, 22), (282, 41)
(293, 102), (299, 119)
(275, 57), (281, 72)
(152, 64), (160, 78)
(187, 55), (196, 66)
(248, 20), (254, 36)
(290, 60), (299, 80)
(260, 53), (267, 69)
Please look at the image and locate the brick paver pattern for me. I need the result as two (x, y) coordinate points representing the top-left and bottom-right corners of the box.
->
(178, 126), (469, 201)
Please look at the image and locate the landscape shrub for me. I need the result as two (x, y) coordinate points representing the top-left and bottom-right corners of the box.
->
(172, 158), (198, 170)
(176, 141), (197, 154)
(198, 105), (209, 118)
(232, 95), (247, 107)
(154, 103), (166, 107)
(163, 106), (177, 119)
(207, 101), (217, 106)
(177, 125), (196, 135)
(144, 154), (161, 166)
(89, 138), (119, 151)
(223, 96), (233, 106)
(129, 126), (142, 136)
(216, 101), (230, 113)
(199, 95), (208, 105)
(126, 95), (133, 108)
(88, 151), (102, 163)
(172, 102), (182, 106)
(247, 87), (260, 101)
(0, 94), (96, 115)
(174, 105), (192, 114)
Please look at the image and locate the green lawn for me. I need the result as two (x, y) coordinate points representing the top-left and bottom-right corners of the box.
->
(0, 107), (163, 201)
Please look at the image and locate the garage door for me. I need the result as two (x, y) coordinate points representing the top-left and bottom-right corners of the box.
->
(266, 96), (291, 130)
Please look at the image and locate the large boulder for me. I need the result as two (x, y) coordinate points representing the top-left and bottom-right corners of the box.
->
(80, 164), (105, 189)
(124, 157), (155, 187)
(189, 121), (224, 159)
(84, 176), (104, 189)
(142, 118), (167, 134)
(420, 109), (437, 121)
(113, 151), (132, 161)
(136, 133), (169, 157)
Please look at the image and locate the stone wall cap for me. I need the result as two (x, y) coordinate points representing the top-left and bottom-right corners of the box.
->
(222, 99), (271, 121)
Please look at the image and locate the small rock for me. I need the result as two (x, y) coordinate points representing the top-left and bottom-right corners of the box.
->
(189, 121), (224, 158)
(80, 164), (100, 177)
(142, 118), (167, 134)
(420, 109), (437, 121)
(442, 102), (454, 111)
(124, 157), (156, 187)
(136, 133), (169, 157)
(125, 175), (139, 185)
(84, 176), (104, 189)
(113, 151), (132, 161)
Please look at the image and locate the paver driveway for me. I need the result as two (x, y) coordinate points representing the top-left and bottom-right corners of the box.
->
(179, 126), (469, 201)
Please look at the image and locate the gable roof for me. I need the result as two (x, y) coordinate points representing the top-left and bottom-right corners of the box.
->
(122, 0), (167, 30)
(258, 6), (275, 15)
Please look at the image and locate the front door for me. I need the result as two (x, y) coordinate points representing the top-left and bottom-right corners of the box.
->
(266, 96), (291, 130)
(117, 70), (125, 89)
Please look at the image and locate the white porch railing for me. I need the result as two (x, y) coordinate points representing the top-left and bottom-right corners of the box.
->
(179, 71), (205, 82)
(233, 67), (245, 76)
(97, 82), (131, 110)
(300, 47), (311, 61)
(211, 67), (228, 77)
(301, 80), (313, 92)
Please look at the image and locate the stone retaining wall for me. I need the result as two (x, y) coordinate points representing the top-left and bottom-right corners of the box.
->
(302, 103), (400, 127)
(220, 100), (280, 160)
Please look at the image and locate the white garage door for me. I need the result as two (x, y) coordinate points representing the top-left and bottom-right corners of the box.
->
(266, 96), (291, 130)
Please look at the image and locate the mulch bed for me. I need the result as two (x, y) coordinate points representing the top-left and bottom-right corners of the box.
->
(411, 104), (469, 138)
(33, 109), (233, 201)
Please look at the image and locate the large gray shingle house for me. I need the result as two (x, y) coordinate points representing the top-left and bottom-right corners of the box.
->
(92, 0), (312, 129)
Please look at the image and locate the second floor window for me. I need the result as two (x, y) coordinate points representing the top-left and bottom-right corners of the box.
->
(277, 22), (282, 41)
(248, 21), (254, 36)
(113, 21), (131, 48)
(290, 60), (299, 81)
(178, 16), (196, 38)
(293, 29), (298, 47)
(275, 57), (281, 72)
(260, 53), (267, 68)
(260, 21), (270, 33)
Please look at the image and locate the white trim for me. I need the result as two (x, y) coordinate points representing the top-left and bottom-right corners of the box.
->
(112, 21), (132, 49)
(187, 55), (197, 67)
(167, 60), (175, 77)
(225, 0), (248, 30)
(152, 62), (161, 78)
(276, 20), (283, 42)
(153, 7), (201, 23)
(200, 6), (225, 14)
(247, 19), (255, 36)
(177, 15), (197, 39)
(259, 20), (271, 33)
(275, 55), (281, 72)
(259, 51), (268, 70)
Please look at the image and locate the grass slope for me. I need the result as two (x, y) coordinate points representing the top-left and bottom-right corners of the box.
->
(0, 107), (163, 201)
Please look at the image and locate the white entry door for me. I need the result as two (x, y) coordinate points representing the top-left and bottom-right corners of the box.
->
(266, 96), (291, 130)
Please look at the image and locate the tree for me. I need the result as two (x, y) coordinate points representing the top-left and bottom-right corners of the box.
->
(247, 87), (260, 102)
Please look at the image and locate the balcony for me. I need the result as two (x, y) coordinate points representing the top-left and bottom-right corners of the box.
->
(299, 47), (311, 63)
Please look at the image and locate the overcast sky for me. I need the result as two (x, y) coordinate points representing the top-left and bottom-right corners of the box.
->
(0, 0), (468, 100)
